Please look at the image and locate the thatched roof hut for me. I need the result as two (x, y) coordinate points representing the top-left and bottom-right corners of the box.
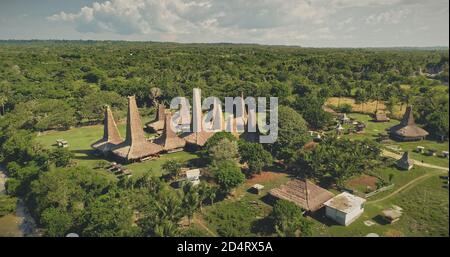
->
(146, 103), (166, 132)
(396, 151), (414, 170)
(112, 96), (163, 161)
(373, 112), (390, 122)
(92, 106), (123, 154)
(269, 179), (334, 212)
(389, 106), (429, 141)
(154, 112), (186, 152)
(183, 89), (215, 147)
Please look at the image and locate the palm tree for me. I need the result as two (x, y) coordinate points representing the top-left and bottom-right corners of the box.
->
(154, 220), (180, 237)
(182, 183), (200, 225)
(207, 186), (217, 205)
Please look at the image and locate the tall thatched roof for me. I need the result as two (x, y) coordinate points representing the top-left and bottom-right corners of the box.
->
(154, 112), (186, 151)
(389, 106), (429, 140)
(112, 96), (162, 161)
(177, 100), (191, 126)
(146, 103), (166, 132)
(239, 92), (248, 125)
(269, 179), (334, 212)
(92, 105), (123, 153)
(205, 98), (224, 132)
(223, 94), (247, 136)
(183, 88), (215, 147)
(396, 151), (414, 170)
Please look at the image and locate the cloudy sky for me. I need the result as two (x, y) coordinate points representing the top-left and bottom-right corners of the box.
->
(0, 0), (448, 47)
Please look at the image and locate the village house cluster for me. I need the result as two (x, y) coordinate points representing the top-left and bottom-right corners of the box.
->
(91, 89), (263, 162)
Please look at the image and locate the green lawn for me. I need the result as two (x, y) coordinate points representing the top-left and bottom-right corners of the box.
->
(343, 113), (449, 167)
(345, 113), (398, 140)
(35, 123), (199, 177)
(310, 174), (449, 237)
(200, 170), (291, 237)
(366, 166), (429, 201)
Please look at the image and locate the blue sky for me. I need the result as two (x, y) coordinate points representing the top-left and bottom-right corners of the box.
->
(0, 0), (448, 47)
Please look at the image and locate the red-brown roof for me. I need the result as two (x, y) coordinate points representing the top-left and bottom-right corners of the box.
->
(269, 179), (334, 212)
(390, 106), (429, 138)
(154, 112), (186, 151)
(112, 96), (162, 160)
(92, 105), (123, 153)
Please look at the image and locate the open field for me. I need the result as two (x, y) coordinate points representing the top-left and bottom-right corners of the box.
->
(199, 170), (291, 237)
(310, 173), (448, 237)
(326, 97), (405, 119)
(196, 165), (448, 237)
(31, 111), (449, 237)
(343, 113), (449, 167)
(35, 123), (200, 178)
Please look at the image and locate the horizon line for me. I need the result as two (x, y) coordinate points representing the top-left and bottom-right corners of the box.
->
(0, 38), (448, 49)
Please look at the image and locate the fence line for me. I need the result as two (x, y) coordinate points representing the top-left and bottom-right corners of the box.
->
(365, 184), (395, 198)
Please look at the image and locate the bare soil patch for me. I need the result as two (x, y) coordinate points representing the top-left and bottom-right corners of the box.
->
(346, 174), (378, 189)
(245, 171), (285, 186)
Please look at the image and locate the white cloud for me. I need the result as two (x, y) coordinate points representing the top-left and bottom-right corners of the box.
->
(45, 0), (449, 46)
(365, 8), (411, 24)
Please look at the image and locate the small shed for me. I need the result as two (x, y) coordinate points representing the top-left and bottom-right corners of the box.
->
(335, 123), (344, 135)
(426, 149), (437, 156)
(415, 146), (425, 154)
(382, 209), (402, 224)
(339, 113), (351, 124)
(250, 184), (264, 195)
(373, 113), (390, 122)
(56, 139), (69, 148)
(355, 123), (366, 133)
(323, 192), (366, 226)
(185, 169), (201, 186)
(313, 133), (322, 142)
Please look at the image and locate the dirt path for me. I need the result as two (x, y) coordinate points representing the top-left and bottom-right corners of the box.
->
(193, 214), (217, 237)
(369, 172), (442, 204)
(382, 149), (449, 171)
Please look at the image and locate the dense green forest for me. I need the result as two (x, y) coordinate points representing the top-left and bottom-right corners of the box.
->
(0, 41), (448, 132)
(0, 41), (448, 237)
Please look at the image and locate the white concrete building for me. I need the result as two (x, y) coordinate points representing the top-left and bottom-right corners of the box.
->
(185, 169), (201, 186)
(323, 192), (366, 226)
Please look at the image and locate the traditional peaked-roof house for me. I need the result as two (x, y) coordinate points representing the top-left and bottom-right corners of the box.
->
(154, 112), (186, 152)
(146, 103), (166, 133)
(175, 100), (191, 131)
(269, 179), (335, 212)
(112, 96), (163, 162)
(389, 106), (429, 141)
(396, 151), (414, 170)
(234, 92), (249, 135)
(92, 105), (123, 154)
(183, 88), (215, 147)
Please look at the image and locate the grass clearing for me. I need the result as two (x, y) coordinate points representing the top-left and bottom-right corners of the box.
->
(341, 113), (449, 167)
(311, 174), (448, 237)
(200, 170), (291, 237)
(35, 123), (200, 178)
